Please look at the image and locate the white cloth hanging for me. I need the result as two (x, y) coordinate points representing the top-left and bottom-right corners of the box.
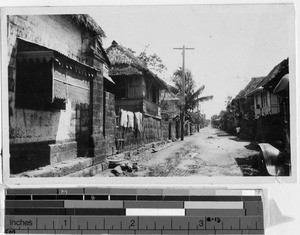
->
(135, 112), (143, 132)
(127, 111), (134, 128)
(120, 109), (128, 127)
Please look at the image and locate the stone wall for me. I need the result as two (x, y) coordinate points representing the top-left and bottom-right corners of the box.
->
(115, 114), (163, 152)
(161, 115), (169, 140)
(161, 114), (177, 140)
(104, 91), (116, 156)
(143, 115), (161, 143)
(89, 70), (105, 161)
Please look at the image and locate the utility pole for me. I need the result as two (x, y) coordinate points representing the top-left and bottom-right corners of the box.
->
(173, 46), (194, 141)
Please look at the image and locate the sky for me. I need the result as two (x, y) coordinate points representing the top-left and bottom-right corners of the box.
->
(87, 4), (293, 118)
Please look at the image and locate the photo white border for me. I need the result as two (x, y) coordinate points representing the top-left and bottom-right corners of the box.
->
(1, 1), (298, 187)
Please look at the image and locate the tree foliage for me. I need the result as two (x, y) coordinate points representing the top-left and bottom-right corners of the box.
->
(129, 48), (167, 74)
(137, 52), (167, 73)
(211, 114), (221, 128)
(172, 67), (213, 113)
(172, 69), (195, 95)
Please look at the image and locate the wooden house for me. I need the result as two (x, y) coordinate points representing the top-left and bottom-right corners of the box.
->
(7, 14), (111, 174)
(249, 86), (281, 119)
(106, 41), (169, 147)
(258, 58), (289, 125)
(257, 58), (289, 153)
(106, 41), (168, 117)
(233, 77), (264, 138)
(247, 59), (289, 146)
(250, 59), (288, 119)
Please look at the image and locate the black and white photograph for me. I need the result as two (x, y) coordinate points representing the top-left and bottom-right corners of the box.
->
(2, 4), (295, 179)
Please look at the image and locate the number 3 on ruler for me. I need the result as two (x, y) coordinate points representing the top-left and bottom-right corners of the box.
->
(199, 220), (204, 227)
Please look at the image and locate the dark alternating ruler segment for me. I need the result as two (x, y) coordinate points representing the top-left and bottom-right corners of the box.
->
(5, 188), (264, 234)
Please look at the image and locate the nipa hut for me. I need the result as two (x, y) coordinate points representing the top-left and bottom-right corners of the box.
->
(106, 41), (169, 149)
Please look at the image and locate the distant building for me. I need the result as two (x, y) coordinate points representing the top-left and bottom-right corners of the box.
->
(233, 77), (264, 138)
(160, 88), (181, 140)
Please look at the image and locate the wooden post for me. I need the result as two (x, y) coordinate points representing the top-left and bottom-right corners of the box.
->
(173, 45), (194, 140)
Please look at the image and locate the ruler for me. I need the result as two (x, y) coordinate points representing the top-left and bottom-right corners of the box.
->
(4, 188), (264, 234)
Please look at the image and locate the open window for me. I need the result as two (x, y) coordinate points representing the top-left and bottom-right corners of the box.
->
(15, 39), (94, 110)
(261, 92), (268, 108)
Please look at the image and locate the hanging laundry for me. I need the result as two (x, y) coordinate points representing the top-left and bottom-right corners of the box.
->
(127, 111), (134, 128)
(135, 112), (143, 132)
(120, 109), (128, 128)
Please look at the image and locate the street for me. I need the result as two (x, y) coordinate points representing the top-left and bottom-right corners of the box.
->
(97, 125), (266, 177)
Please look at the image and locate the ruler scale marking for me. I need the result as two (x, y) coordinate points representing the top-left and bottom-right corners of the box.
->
(4, 188), (264, 234)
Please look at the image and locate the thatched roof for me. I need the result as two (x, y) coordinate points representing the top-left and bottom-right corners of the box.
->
(235, 77), (265, 99)
(259, 58), (289, 92)
(70, 14), (106, 39)
(106, 41), (168, 90)
(106, 41), (146, 76)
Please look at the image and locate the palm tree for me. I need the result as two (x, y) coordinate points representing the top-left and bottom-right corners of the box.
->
(172, 68), (213, 117)
(185, 84), (213, 112)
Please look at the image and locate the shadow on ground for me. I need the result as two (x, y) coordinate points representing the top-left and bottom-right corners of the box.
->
(215, 131), (232, 137)
(235, 154), (269, 176)
(244, 143), (260, 151)
(228, 137), (251, 142)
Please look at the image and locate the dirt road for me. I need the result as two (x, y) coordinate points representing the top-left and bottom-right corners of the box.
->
(96, 126), (265, 177)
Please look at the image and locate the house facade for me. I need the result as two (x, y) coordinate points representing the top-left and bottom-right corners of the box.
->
(232, 77), (264, 138)
(253, 88), (280, 119)
(256, 58), (290, 154)
(229, 57), (289, 147)
(106, 41), (168, 150)
(245, 59), (289, 148)
(8, 15), (113, 174)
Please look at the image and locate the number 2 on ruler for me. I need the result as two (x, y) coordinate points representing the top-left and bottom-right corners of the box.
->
(130, 220), (135, 227)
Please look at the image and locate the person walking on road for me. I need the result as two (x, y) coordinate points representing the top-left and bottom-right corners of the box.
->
(236, 126), (241, 139)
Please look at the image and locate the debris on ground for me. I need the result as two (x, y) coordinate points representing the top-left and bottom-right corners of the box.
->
(96, 127), (264, 177)
(111, 165), (123, 176)
(132, 162), (138, 170)
(189, 152), (198, 158)
(108, 157), (139, 176)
